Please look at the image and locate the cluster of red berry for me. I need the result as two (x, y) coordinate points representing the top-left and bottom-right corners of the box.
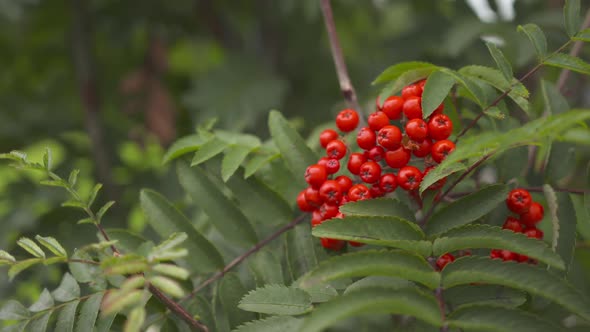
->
(296, 79), (456, 250)
(434, 188), (545, 270)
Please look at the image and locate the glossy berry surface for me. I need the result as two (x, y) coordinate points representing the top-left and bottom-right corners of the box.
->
(335, 175), (353, 194)
(520, 202), (544, 226)
(319, 180), (342, 205)
(436, 253), (455, 270)
(506, 189), (532, 214)
(357, 127), (377, 150)
(368, 111), (390, 131)
(431, 139), (455, 163)
(366, 146), (385, 162)
(321, 238), (345, 250)
(359, 161), (382, 184)
(348, 184), (372, 201)
(335, 109), (359, 132)
(305, 164), (327, 189)
(297, 190), (314, 212)
(385, 147), (411, 168)
(319, 129), (339, 148)
(379, 173), (398, 193)
(382, 96), (404, 120)
(326, 140), (347, 160)
(377, 125), (402, 150)
(402, 83), (422, 99)
(428, 114), (453, 141)
(397, 166), (423, 191)
(324, 158), (340, 174)
(405, 118), (428, 141)
(524, 227), (543, 239)
(412, 138), (432, 158)
(402, 96), (423, 120)
(347, 152), (367, 175)
(502, 217), (523, 233)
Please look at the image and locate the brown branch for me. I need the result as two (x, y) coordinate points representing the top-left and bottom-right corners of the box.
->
(435, 287), (449, 332)
(555, 8), (590, 94)
(149, 285), (209, 332)
(182, 214), (307, 302)
(320, 0), (364, 116)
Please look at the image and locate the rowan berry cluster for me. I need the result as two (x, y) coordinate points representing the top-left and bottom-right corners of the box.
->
(297, 79), (455, 250)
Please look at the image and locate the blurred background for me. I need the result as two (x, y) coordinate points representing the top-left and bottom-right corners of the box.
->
(0, 0), (587, 308)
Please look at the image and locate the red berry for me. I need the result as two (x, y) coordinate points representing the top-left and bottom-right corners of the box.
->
(348, 184), (372, 201)
(305, 164), (327, 189)
(502, 216), (523, 233)
(490, 249), (502, 260)
(319, 180), (343, 205)
(397, 166), (423, 191)
(520, 202), (544, 226)
(428, 114), (453, 141)
(405, 118), (429, 142)
(402, 96), (423, 120)
(500, 250), (517, 261)
(347, 152), (367, 175)
(385, 147), (411, 168)
(335, 175), (353, 194)
(377, 125), (402, 150)
(335, 109), (359, 132)
(402, 83), (422, 99)
(379, 173), (397, 193)
(321, 238), (345, 250)
(349, 241), (365, 247)
(317, 157), (329, 168)
(324, 158), (340, 174)
(436, 253), (455, 270)
(296, 190), (314, 212)
(370, 184), (385, 198)
(523, 227), (543, 240)
(423, 166), (446, 190)
(516, 254), (529, 263)
(359, 161), (382, 184)
(375, 96), (383, 112)
(319, 203), (339, 219)
(382, 96), (404, 120)
(356, 127), (377, 150)
(368, 111), (390, 131)
(340, 195), (350, 205)
(319, 129), (339, 148)
(431, 140), (455, 163)
(326, 140), (347, 160)
(366, 146), (385, 162)
(412, 138), (432, 158)
(311, 210), (324, 227)
(506, 189), (532, 214)
(416, 79), (426, 89)
(304, 186), (323, 207)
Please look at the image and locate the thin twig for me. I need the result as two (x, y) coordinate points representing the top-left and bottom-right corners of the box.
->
(149, 285), (209, 332)
(555, 8), (590, 95)
(182, 214), (307, 302)
(320, 0), (364, 116)
(435, 287), (449, 332)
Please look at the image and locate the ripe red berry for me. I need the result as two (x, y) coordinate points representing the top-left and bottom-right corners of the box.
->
(402, 83), (422, 99)
(319, 203), (339, 219)
(321, 238), (345, 250)
(324, 158), (340, 174)
(382, 96), (404, 120)
(379, 173), (398, 193)
(368, 111), (390, 131)
(311, 210), (324, 227)
(304, 186), (323, 207)
(348, 184), (372, 201)
(502, 216), (523, 233)
(402, 96), (423, 120)
(357, 127), (377, 150)
(431, 140), (455, 163)
(335, 109), (359, 132)
(319, 129), (339, 148)
(506, 189), (532, 214)
(370, 184), (385, 198)
(500, 250), (517, 261)
(335, 175), (353, 194)
(319, 180), (343, 205)
(385, 147), (411, 168)
(349, 241), (365, 247)
(305, 164), (327, 189)
(428, 114), (453, 141)
(296, 190), (314, 212)
(405, 118), (428, 142)
(397, 166), (423, 191)
(326, 140), (347, 160)
(359, 161), (382, 184)
(366, 146), (385, 162)
(523, 227), (543, 239)
(490, 249), (502, 260)
(436, 253), (455, 270)
(423, 166), (446, 190)
(520, 202), (544, 226)
(347, 152), (367, 175)
(377, 125), (402, 150)
(317, 157), (329, 168)
(412, 138), (432, 158)
(516, 254), (529, 263)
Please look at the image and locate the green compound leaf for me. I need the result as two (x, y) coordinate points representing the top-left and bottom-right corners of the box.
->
(75, 292), (103, 332)
(373, 61), (439, 85)
(544, 53), (590, 75)
(432, 225), (564, 269)
(219, 273), (256, 330)
(190, 137), (229, 166)
(485, 42), (513, 81)
(448, 304), (561, 332)
(163, 134), (208, 164)
(232, 316), (303, 332)
(0, 300), (30, 320)
(35, 235), (67, 257)
(421, 70), (456, 118)
(442, 256), (590, 321)
(340, 198), (415, 222)
(52, 273), (81, 302)
(517, 24), (547, 58)
(17, 237), (45, 258)
(238, 285), (312, 315)
(564, 0), (581, 37)
(55, 300), (79, 332)
(299, 250), (440, 290)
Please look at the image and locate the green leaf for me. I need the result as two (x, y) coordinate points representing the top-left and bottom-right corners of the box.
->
(43, 148), (52, 170)
(187, 296), (216, 332)
(440, 68), (485, 107)
(442, 256), (590, 320)
(0, 321), (28, 332)
(9, 258), (43, 281)
(268, 110), (317, 181)
(77, 218), (94, 225)
(432, 225), (565, 269)
(176, 162), (258, 246)
(101, 290), (143, 316)
(152, 264), (190, 280)
(285, 222), (329, 282)
(312, 216), (431, 256)
(0, 250), (16, 264)
(149, 276), (185, 298)
(221, 145), (256, 182)
(299, 283), (338, 303)
(448, 304), (560, 332)
(545, 53), (590, 75)
(540, 80), (569, 115)
(28, 311), (52, 331)
(340, 198), (415, 222)
(55, 300), (79, 332)
(52, 273), (81, 302)
(378, 67), (440, 104)
(140, 189), (224, 272)
(233, 316), (303, 332)
(0, 300), (30, 320)
(96, 201), (115, 223)
(35, 235), (67, 257)
(68, 169), (80, 187)
(248, 250), (284, 286)
(343, 276), (414, 295)
(239, 285), (312, 315)
(219, 273), (256, 330)
(301, 288), (442, 332)
(62, 200), (87, 210)
(101, 254), (149, 275)
(573, 28), (590, 42)
(29, 289), (53, 312)
(445, 285), (526, 307)
(299, 250), (440, 290)
(163, 134), (208, 164)
(95, 314), (117, 332)
(17, 237), (45, 258)
(544, 187), (577, 273)
(191, 137), (229, 166)
(426, 185), (509, 236)
(104, 229), (146, 253)
(68, 251), (104, 287)
(87, 183), (102, 208)
(517, 24), (547, 58)
(372, 61), (439, 85)
(421, 70), (456, 118)
(564, 0), (581, 37)
(486, 42), (513, 81)
(124, 307), (145, 332)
